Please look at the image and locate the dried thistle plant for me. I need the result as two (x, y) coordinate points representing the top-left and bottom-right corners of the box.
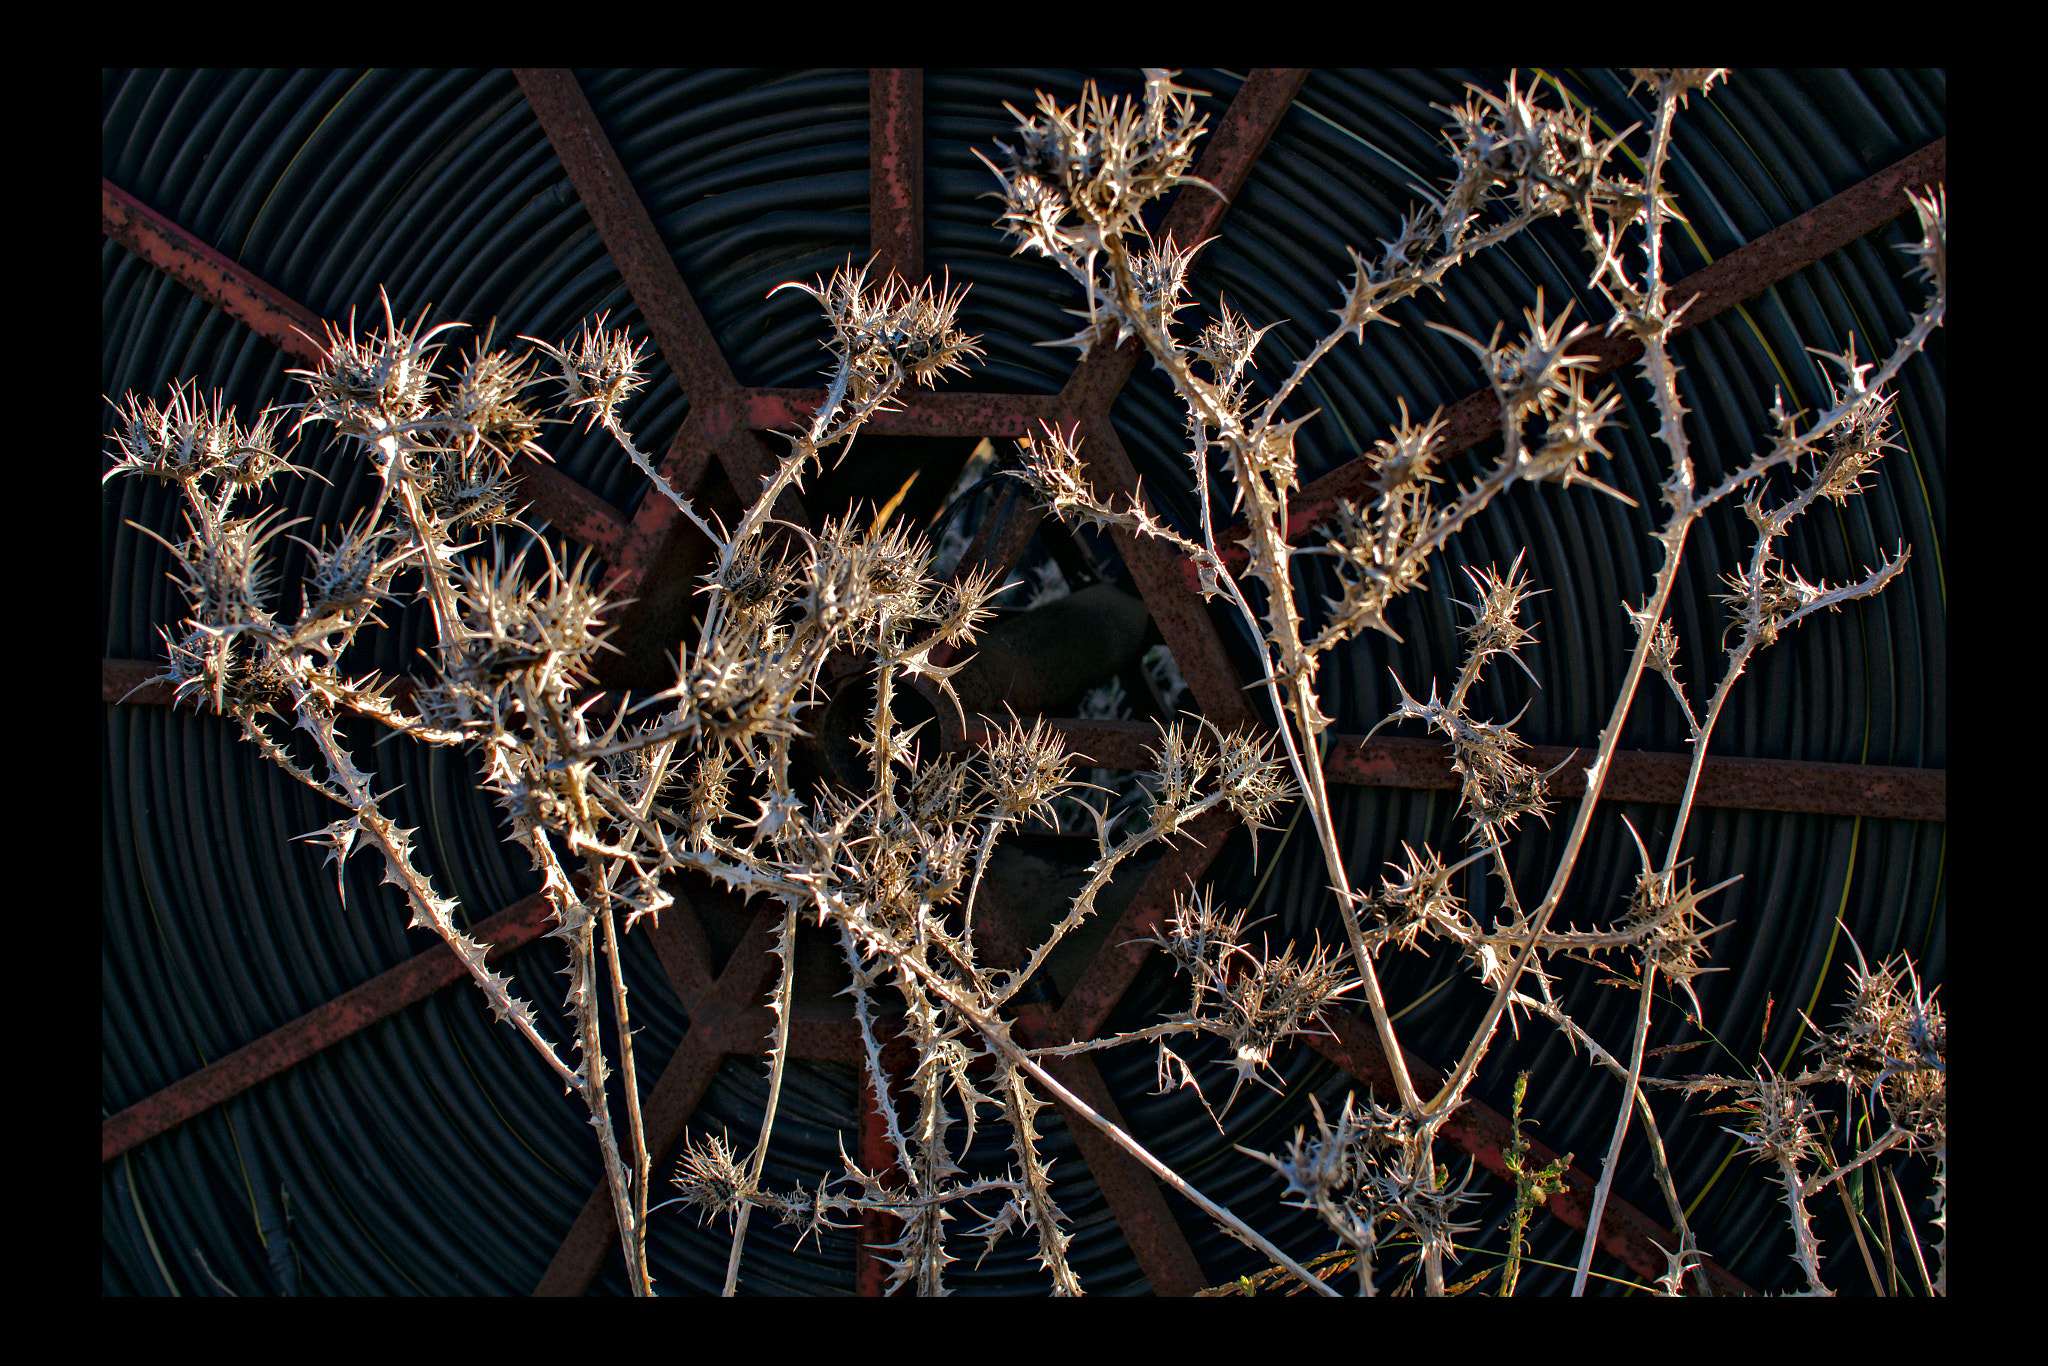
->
(106, 68), (1945, 1297)
(986, 68), (1946, 1296)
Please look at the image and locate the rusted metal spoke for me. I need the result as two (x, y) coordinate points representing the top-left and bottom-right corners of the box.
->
(745, 387), (1063, 439)
(869, 69), (925, 285)
(1077, 415), (1257, 731)
(102, 179), (326, 365)
(514, 66), (798, 616)
(969, 885), (1212, 1295)
(957, 716), (1945, 822)
(512, 69), (739, 403)
(101, 890), (559, 1164)
(103, 661), (1946, 822)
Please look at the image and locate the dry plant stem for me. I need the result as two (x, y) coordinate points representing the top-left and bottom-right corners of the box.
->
(886, 933), (1338, 1296)
(1514, 990), (1708, 1292)
(1777, 1152), (1831, 1294)
(1424, 76), (1701, 1131)
(285, 696), (583, 1089)
(1884, 1164), (1936, 1297)
(1691, 293), (1946, 519)
(1572, 957), (1657, 1295)
(595, 861), (653, 1273)
(1803, 1128), (1909, 1202)
(1426, 540), (1686, 1123)
(1137, 308), (1426, 1116)
(1838, 1177), (1886, 1295)
(722, 900), (800, 1297)
(532, 831), (651, 1295)
(1869, 1149), (1897, 1294)
(839, 923), (918, 1185)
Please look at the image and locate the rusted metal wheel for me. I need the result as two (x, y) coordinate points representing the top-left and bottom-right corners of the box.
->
(104, 69), (1944, 1295)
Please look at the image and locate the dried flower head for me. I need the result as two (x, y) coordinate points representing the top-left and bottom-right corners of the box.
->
(1812, 388), (1898, 507)
(295, 510), (403, 624)
(979, 715), (1075, 825)
(104, 383), (293, 491)
(670, 1132), (754, 1228)
(986, 71), (1210, 241)
(414, 444), (524, 535)
(1361, 843), (1467, 955)
(526, 313), (648, 433)
(1900, 185), (1946, 295)
(1621, 862), (1733, 1018)
(775, 263), (982, 409)
(1813, 938), (1947, 1150)
(1726, 1065), (1824, 1169)
(292, 289), (462, 441)
(1455, 551), (1542, 677)
(1219, 936), (1358, 1083)
(445, 333), (547, 459)
(1434, 291), (1596, 423)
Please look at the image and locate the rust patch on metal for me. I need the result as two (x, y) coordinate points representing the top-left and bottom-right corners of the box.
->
(869, 70), (925, 285)
(744, 387), (1064, 439)
(1077, 415), (1257, 733)
(102, 179), (328, 365)
(1324, 733), (1947, 822)
(512, 453), (634, 560)
(514, 69), (736, 403)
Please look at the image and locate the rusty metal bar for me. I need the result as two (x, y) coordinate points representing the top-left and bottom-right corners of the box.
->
(956, 717), (1945, 822)
(1163, 69), (1312, 247)
(1327, 734), (1948, 822)
(102, 889), (559, 1164)
(744, 386), (1062, 438)
(869, 70), (925, 284)
(597, 407), (720, 604)
(102, 179), (328, 365)
(513, 69), (738, 406)
(514, 66), (803, 624)
(514, 453), (636, 560)
(1043, 1052), (1211, 1295)
(104, 661), (1946, 823)
(1192, 137), (1952, 577)
(1078, 414), (1257, 732)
